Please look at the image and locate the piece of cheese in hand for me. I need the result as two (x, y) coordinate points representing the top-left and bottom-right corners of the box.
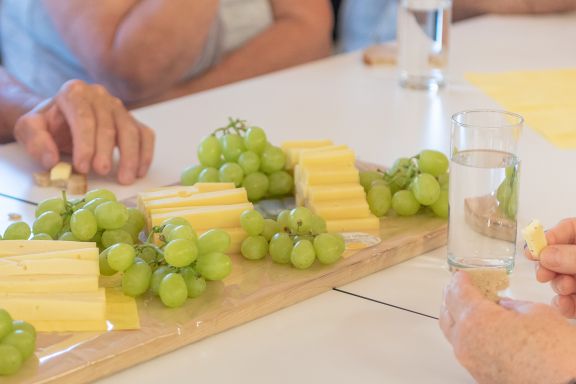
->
(522, 219), (547, 259)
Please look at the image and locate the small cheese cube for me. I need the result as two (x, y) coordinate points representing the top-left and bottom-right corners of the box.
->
(522, 219), (548, 259)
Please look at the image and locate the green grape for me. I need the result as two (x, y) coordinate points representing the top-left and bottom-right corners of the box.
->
(388, 157), (411, 174)
(430, 189), (449, 218)
(269, 232), (293, 264)
(197, 135), (222, 167)
(505, 165), (515, 178)
(106, 243), (136, 272)
(418, 150), (449, 177)
(197, 167), (220, 183)
(243, 126), (267, 154)
(181, 164), (205, 186)
(59, 232), (79, 241)
(85, 188), (117, 203)
(99, 250), (117, 276)
(138, 246), (158, 264)
(70, 198), (86, 211)
(262, 219), (282, 241)
(2, 330), (35, 359)
(70, 208), (98, 240)
(267, 171), (293, 196)
(238, 151), (261, 175)
(161, 217), (191, 228)
(314, 233), (345, 265)
(0, 309), (14, 340)
(126, 208), (146, 233)
(242, 172), (269, 201)
(31, 233), (52, 240)
(411, 173), (441, 206)
(496, 180), (512, 204)
(359, 171), (384, 192)
(437, 173), (449, 190)
(289, 207), (314, 234)
(277, 210), (292, 232)
(290, 240), (316, 269)
(0, 344), (22, 376)
(367, 185), (392, 217)
(198, 229), (231, 254)
(293, 234), (314, 244)
(33, 211), (63, 239)
(122, 259), (152, 297)
(180, 267), (207, 298)
(220, 133), (245, 162)
(121, 221), (142, 243)
(240, 235), (268, 260)
(160, 224), (177, 242)
(310, 215), (327, 235)
(392, 190), (421, 216)
(507, 179), (519, 219)
(260, 146), (286, 174)
(159, 273), (188, 308)
(83, 197), (107, 213)
(164, 239), (198, 267)
(35, 197), (66, 217)
(371, 179), (388, 189)
(240, 209), (265, 236)
(4, 222), (31, 240)
(101, 229), (133, 249)
(167, 225), (197, 242)
(95, 201), (129, 230)
(196, 252), (232, 281)
(150, 265), (172, 295)
(12, 320), (36, 340)
(219, 162), (244, 187)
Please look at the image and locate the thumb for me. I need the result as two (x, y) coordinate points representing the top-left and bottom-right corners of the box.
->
(540, 245), (576, 274)
(14, 113), (60, 169)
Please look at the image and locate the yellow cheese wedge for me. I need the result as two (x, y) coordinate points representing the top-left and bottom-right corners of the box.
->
(0, 288), (106, 321)
(0, 275), (99, 293)
(326, 215), (380, 233)
(522, 219), (548, 259)
(0, 258), (99, 276)
(281, 140), (334, 150)
(302, 167), (359, 186)
(144, 188), (248, 214)
(286, 144), (347, 169)
(299, 149), (356, 168)
(311, 199), (371, 220)
(307, 184), (366, 204)
(2, 248), (98, 261)
(0, 241), (95, 257)
(151, 203), (253, 229)
(50, 162), (72, 185)
(138, 183), (235, 202)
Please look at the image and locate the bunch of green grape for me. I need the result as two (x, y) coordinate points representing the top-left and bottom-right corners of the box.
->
(496, 165), (519, 219)
(359, 150), (449, 219)
(181, 118), (293, 202)
(0, 189), (146, 252)
(238, 208), (345, 269)
(0, 308), (36, 376)
(99, 218), (232, 308)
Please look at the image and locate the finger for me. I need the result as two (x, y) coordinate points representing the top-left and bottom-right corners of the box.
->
(540, 245), (576, 274)
(137, 122), (155, 178)
(545, 218), (576, 246)
(55, 80), (97, 174)
(91, 86), (116, 176)
(112, 101), (140, 185)
(551, 274), (576, 296)
(536, 263), (557, 283)
(444, 271), (487, 320)
(552, 295), (576, 319)
(14, 114), (60, 168)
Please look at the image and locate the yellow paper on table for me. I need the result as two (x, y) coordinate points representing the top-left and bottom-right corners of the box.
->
(466, 69), (576, 148)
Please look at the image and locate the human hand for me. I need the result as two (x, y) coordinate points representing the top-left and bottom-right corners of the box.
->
(440, 271), (576, 384)
(13, 80), (155, 185)
(524, 218), (576, 318)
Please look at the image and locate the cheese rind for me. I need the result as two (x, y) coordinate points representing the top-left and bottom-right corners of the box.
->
(522, 219), (547, 259)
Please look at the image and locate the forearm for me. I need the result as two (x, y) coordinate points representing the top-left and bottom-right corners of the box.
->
(454, 0), (576, 20)
(0, 68), (42, 143)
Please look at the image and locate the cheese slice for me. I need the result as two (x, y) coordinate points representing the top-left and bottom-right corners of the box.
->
(145, 188), (248, 214)
(138, 183), (235, 202)
(281, 140), (334, 150)
(307, 184), (366, 204)
(0, 275), (99, 293)
(0, 288), (106, 321)
(326, 216), (380, 233)
(302, 167), (359, 186)
(522, 219), (547, 259)
(151, 203), (253, 229)
(311, 199), (371, 220)
(284, 143), (345, 169)
(0, 258), (99, 276)
(0, 241), (96, 257)
(2, 248), (98, 262)
(299, 149), (356, 167)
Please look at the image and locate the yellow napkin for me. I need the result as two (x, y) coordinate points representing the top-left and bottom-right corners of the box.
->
(466, 69), (576, 148)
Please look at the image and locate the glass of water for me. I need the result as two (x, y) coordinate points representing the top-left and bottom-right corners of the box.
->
(397, 0), (452, 90)
(448, 110), (524, 272)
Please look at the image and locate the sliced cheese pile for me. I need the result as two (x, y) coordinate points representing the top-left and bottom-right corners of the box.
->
(138, 183), (252, 253)
(0, 240), (106, 328)
(288, 142), (380, 233)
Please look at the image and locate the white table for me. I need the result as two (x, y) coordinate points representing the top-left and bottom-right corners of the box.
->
(1, 12), (575, 383)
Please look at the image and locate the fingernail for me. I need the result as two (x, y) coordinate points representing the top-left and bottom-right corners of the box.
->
(42, 152), (55, 168)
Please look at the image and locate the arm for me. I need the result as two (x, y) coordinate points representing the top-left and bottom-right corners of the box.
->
(453, 0), (576, 21)
(440, 272), (576, 383)
(136, 0), (334, 105)
(41, 0), (220, 102)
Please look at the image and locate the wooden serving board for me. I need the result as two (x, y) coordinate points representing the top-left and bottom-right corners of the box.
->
(7, 213), (447, 384)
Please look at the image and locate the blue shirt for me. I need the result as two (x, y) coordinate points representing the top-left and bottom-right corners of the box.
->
(339, 0), (397, 52)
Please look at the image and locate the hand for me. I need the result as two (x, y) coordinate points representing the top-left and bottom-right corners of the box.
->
(13, 80), (155, 185)
(440, 271), (576, 384)
(524, 218), (576, 318)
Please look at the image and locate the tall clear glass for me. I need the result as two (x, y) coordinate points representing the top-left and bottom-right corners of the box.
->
(448, 110), (523, 272)
(397, 0), (452, 90)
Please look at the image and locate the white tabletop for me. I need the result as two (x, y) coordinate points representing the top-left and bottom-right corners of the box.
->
(1, 11), (576, 383)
